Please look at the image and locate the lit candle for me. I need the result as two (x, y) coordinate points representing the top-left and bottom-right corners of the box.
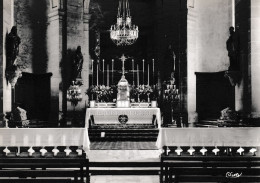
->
(112, 59), (114, 84)
(152, 59), (155, 85)
(173, 52), (176, 72)
(137, 64), (139, 86)
(142, 59), (145, 85)
(91, 60), (94, 73)
(152, 59), (154, 73)
(96, 61), (99, 86)
(91, 60), (94, 86)
(107, 64), (109, 86)
(132, 59), (134, 85)
(102, 59), (105, 85)
(148, 64), (149, 85)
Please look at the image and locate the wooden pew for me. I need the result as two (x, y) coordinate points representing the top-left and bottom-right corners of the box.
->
(0, 146), (90, 183)
(160, 146), (260, 183)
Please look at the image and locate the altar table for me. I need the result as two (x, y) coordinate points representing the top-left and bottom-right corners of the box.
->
(156, 127), (260, 149)
(85, 108), (162, 128)
(0, 128), (90, 151)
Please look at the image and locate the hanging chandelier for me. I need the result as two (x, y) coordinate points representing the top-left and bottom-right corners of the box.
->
(110, 0), (139, 46)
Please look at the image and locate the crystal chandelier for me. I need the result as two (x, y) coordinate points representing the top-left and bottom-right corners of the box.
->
(110, 0), (139, 46)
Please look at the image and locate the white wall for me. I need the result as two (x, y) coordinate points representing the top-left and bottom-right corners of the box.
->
(187, 0), (233, 122)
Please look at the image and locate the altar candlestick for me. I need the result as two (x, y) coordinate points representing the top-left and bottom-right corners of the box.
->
(142, 59), (145, 85)
(96, 61), (99, 85)
(107, 64), (109, 86)
(137, 64), (139, 86)
(173, 52), (176, 71)
(148, 64), (149, 85)
(91, 59), (94, 86)
(112, 59), (114, 84)
(132, 59), (134, 85)
(102, 59), (105, 85)
(152, 59), (154, 72)
(152, 59), (154, 85)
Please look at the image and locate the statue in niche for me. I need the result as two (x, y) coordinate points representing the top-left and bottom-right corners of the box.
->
(163, 44), (175, 80)
(72, 46), (84, 81)
(226, 26), (240, 71)
(6, 26), (21, 68)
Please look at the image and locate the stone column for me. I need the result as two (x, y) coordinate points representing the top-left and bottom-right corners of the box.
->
(82, 0), (91, 106)
(47, 0), (66, 124)
(0, 0), (13, 124)
(250, 0), (260, 120)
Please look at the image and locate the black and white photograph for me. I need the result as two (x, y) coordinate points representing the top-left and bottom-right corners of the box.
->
(0, 0), (259, 182)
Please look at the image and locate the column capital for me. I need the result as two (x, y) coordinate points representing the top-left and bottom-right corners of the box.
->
(83, 0), (90, 14)
(48, 9), (65, 23)
(83, 13), (92, 23)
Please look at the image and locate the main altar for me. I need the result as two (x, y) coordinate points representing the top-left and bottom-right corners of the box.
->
(85, 54), (162, 129)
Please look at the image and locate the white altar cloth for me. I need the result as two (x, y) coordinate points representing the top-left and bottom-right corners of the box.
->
(0, 128), (90, 151)
(156, 127), (260, 149)
(85, 108), (162, 128)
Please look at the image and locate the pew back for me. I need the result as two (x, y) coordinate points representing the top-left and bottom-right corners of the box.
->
(160, 146), (260, 183)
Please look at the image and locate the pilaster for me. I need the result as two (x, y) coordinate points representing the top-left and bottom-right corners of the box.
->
(0, 0), (13, 123)
(82, 4), (91, 105)
(47, 0), (66, 124)
(250, 0), (260, 121)
(187, 2), (197, 124)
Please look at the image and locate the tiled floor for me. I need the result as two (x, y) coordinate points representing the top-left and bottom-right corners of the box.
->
(88, 150), (161, 162)
(88, 150), (160, 182)
(90, 175), (159, 183)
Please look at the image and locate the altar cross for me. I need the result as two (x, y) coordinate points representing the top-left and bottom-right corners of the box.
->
(119, 54), (129, 76)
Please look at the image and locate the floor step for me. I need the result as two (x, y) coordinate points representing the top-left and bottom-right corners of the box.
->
(89, 137), (157, 141)
(90, 162), (160, 167)
(90, 170), (159, 175)
(89, 161), (160, 175)
(89, 129), (159, 132)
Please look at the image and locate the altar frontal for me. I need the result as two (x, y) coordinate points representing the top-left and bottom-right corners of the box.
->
(85, 108), (161, 128)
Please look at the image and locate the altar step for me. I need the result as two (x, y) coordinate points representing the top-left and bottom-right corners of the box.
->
(196, 118), (254, 127)
(89, 129), (159, 141)
(195, 119), (219, 127)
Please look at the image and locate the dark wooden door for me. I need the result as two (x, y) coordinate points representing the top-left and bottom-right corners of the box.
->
(196, 71), (235, 120)
(15, 72), (52, 121)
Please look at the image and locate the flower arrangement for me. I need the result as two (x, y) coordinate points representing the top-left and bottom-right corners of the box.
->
(67, 81), (83, 106)
(86, 85), (116, 102)
(130, 85), (159, 102)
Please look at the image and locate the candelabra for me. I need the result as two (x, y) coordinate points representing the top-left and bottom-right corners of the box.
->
(161, 74), (181, 127)
(67, 81), (83, 107)
(67, 81), (83, 126)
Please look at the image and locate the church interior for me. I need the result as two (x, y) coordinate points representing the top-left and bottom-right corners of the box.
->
(0, 0), (260, 182)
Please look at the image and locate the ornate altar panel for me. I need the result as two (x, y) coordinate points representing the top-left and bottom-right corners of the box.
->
(85, 108), (161, 128)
